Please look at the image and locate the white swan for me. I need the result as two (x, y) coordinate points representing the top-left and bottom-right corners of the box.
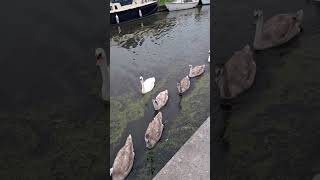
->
(208, 50), (211, 63)
(152, 90), (169, 111)
(189, 64), (205, 78)
(145, 112), (164, 149)
(110, 134), (135, 180)
(95, 48), (109, 102)
(140, 76), (155, 94)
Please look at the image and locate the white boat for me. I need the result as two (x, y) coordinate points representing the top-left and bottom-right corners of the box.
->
(165, 0), (199, 11)
(110, 0), (158, 24)
(201, 0), (210, 5)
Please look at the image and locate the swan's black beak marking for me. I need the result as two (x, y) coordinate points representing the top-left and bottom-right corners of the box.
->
(97, 53), (102, 60)
(96, 53), (103, 66)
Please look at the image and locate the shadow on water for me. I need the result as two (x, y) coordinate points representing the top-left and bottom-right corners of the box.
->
(213, 0), (320, 179)
(110, 6), (210, 179)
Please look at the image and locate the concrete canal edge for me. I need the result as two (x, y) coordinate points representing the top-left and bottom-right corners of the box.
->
(153, 117), (210, 180)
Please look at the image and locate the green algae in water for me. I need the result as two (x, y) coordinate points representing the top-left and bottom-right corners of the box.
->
(0, 104), (107, 180)
(110, 79), (166, 146)
(134, 73), (210, 178)
(175, 73), (210, 127)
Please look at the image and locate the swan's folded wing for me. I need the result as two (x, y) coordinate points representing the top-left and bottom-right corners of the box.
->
(181, 77), (190, 89)
(155, 120), (163, 140)
(113, 148), (127, 174)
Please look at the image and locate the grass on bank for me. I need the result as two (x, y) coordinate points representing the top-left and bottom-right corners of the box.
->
(158, 0), (174, 5)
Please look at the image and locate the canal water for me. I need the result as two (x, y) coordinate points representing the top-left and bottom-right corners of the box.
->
(213, 0), (320, 179)
(0, 0), (108, 179)
(110, 5), (210, 179)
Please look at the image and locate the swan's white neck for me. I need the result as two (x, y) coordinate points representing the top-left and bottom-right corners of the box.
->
(254, 14), (264, 46)
(100, 66), (108, 82)
(110, 168), (113, 176)
(140, 79), (145, 93)
(98, 59), (108, 82)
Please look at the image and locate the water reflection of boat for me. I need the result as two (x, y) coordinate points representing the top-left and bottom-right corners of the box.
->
(110, 0), (158, 24)
(165, 0), (199, 11)
(110, 12), (175, 48)
(165, 5), (204, 20)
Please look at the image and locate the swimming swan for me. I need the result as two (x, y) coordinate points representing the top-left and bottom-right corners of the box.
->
(152, 90), (169, 111)
(177, 76), (190, 94)
(110, 134), (135, 180)
(253, 9), (303, 50)
(95, 48), (109, 102)
(140, 76), (155, 94)
(145, 112), (164, 149)
(189, 64), (205, 78)
(215, 45), (256, 99)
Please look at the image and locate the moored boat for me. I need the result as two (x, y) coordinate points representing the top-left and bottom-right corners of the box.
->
(110, 0), (158, 24)
(165, 0), (199, 11)
(201, 0), (210, 5)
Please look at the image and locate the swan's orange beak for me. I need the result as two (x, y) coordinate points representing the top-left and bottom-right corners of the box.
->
(96, 53), (103, 65)
(96, 58), (102, 65)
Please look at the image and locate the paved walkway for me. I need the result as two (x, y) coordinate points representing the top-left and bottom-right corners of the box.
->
(153, 117), (210, 180)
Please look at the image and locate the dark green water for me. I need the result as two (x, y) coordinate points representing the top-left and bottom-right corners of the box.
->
(0, 0), (107, 179)
(110, 6), (210, 179)
(213, 0), (320, 179)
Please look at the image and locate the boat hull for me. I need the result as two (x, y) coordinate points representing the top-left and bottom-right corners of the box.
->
(165, 1), (199, 11)
(201, 0), (210, 5)
(110, 2), (158, 24)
